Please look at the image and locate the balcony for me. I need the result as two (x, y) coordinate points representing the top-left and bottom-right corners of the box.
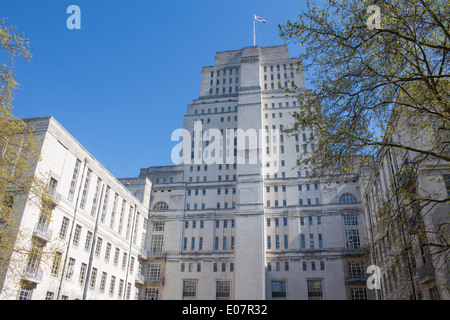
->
(44, 191), (61, 207)
(345, 275), (367, 284)
(418, 262), (435, 284)
(146, 276), (165, 285)
(139, 250), (166, 260)
(33, 223), (53, 242)
(22, 267), (43, 283)
(135, 273), (145, 284)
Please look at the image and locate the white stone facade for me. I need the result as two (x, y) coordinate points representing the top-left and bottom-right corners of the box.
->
(1, 45), (374, 300)
(0, 117), (149, 300)
(137, 45), (372, 300)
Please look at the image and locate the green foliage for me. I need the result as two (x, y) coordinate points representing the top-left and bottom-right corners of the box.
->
(279, 0), (450, 176)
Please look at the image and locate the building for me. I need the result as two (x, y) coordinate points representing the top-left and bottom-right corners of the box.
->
(361, 96), (450, 300)
(1, 45), (374, 300)
(136, 45), (372, 300)
(0, 117), (150, 300)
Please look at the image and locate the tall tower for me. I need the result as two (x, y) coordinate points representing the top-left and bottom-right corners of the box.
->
(138, 45), (368, 300)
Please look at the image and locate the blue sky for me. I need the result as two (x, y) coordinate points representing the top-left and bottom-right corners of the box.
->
(0, 0), (309, 178)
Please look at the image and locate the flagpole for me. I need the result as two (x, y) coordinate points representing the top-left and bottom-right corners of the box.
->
(253, 17), (256, 46)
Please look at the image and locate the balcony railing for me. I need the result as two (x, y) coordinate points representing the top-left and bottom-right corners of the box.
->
(22, 267), (43, 283)
(139, 250), (166, 260)
(345, 275), (367, 283)
(418, 262), (435, 283)
(33, 223), (53, 242)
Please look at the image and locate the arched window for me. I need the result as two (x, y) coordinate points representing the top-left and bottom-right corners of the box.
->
(153, 201), (169, 211)
(339, 193), (357, 204)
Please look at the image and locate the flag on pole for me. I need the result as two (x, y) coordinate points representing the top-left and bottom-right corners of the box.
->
(254, 14), (267, 24)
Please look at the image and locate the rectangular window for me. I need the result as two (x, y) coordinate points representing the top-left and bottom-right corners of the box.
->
(216, 281), (231, 300)
(113, 248), (120, 265)
(79, 263), (87, 285)
(73, 224), (82, 247)
(90, 177), (102, 216)
(109, 276), (116, 295)
(94, 237), (102, 257)
(59, 217), (70, 238)
(100, 186), (110, 223)
(444, 175), (450, 195)
(351, 288), (368, 300)
(105, 243), (111, 261)
(50, 252), (62, 276)
(300, 234), (306, 249)
(183, 280), (197, 300)
(68, 159), (81, 201)
(79, 169), (92, 209)
(89, 268), (97, 289)
(271, 281), (286, 300)
(65, 258), (75, 280)
(345, 229), (360, 250)
(84, 231), (93, 251)
(109, 193), (118, 229)
(307, 280), (323, 300)
(344, 214), (358, 226)
(100, 272), (107, 292)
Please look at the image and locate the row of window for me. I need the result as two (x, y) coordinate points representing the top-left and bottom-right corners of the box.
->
(183, 236), (235, 251)
(211, 69), (239, 77)
(67, 159), (142, 238)
(193, 105), (238, 115)
(186, 202), (237, 210)
(209, 86), (239, 95)
(263, 64), (295, 73)
(267, 260), (325, 272)
(270, 280), (367, 300)
(62, 257), (134, 299)
(180, 262), (234, 273)
(187, 174), (237, 183)
(182, 279), (232, 300)
(152, 195), (358, 213)
(184, 219), (235, 229)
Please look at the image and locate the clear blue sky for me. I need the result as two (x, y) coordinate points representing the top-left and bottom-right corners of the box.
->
(0, 0), (309, 179)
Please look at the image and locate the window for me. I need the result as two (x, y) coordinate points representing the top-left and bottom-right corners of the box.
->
(84, 231), (93, 251)
(68, 159), (81, 201)
(73, 224), (82, 246)
(79, 263), (87, 285)
(153, 201), (169, 211)
(50, 252), (62, 276)
(351, 288), (368, 300)
(344, 214), (358, 226)
(348, 261), (365, 280)
(216, 281), (231, 300)
(183, 280), (197, 300)
(59, 217), (70, 238)
(345, 229), (360, 250)
(307, 280), (323, 300)
(65, 258), (75, 280)
(109, 276), (116, 296)
(339, 193), (357, 204)
(150, 235), (164, 253)
(271, 281), (286, 300)
(444, 175), (450, 195)
(79, 169), (92, 209)
(90, 177), (102, 216)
